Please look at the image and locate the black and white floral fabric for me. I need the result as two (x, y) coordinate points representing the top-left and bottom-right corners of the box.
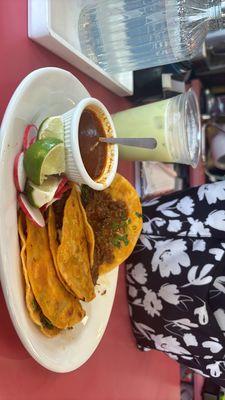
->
(126, 181), (225, 384)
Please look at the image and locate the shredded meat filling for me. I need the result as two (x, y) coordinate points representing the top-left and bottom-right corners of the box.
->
(81, 185), (129, 283)
(52, 190), (71, 244)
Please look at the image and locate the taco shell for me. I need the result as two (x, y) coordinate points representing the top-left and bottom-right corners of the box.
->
(99, 174), (142, 275)
(48, 206), (75, 295)
(18, 212), (60, 337)
(25, 217), (85, 329)
(56, 185), (95, 302)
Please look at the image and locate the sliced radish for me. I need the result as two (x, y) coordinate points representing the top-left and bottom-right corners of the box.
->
(40, 196), (61, 212)
(41, 184), (70, 212)
(54, 176), (68, 198)
(14, 151), (26, 192)
(54, 183), (70, 198)
(29, 136), (37, 146)
(23, 124), (38, 150)
(18, 194), (45, 228)
(41, 183), (70, 212)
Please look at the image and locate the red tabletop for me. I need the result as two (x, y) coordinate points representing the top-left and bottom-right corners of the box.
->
(0, 1), (180, 399)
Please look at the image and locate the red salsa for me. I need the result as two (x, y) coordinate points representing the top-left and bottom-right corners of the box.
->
(78, 109), (107, 180)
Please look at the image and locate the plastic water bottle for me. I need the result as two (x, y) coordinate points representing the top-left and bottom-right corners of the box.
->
(78, 0), (225, 73)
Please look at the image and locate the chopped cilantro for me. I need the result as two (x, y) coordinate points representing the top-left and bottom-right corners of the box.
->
(113, 238), (121, 248)
(121, 210), (127, 221)
(31, 299), (39, 312)
(135, 212), (143, 218)
(120, 234), (129, 246)
(112, 221), (120, 231)
(112, 233), (129, 248)
(40, 315), (54, 330)
(112, 219), (128, 232)
(119, 220), (127, 228)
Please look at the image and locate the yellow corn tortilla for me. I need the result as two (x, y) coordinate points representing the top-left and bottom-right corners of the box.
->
(77, 193), (95, 269)
(48, 206), (75, 295)
(48, 198), (95, 294)
(56, 185), (95, 302)
(26, 217), (85, 329)
(18, 212), (60, 337)
(98, 174), (143, 275)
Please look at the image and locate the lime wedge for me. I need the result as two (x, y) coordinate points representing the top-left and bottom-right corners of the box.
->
(24, 138), (65, 185)
(38, 116), (64, 141)
(26, 176), (60, 208)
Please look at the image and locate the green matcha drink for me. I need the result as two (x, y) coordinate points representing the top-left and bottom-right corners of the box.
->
(112, 90), (201, 166)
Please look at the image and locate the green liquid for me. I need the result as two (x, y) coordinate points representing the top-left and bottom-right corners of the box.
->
(112, 98), (173, 162)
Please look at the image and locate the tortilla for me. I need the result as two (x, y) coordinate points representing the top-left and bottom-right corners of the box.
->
(25, 217), (85, 329)
(81, 173), (143, 276)
(99, 174), (142, 274)
(56, 185), (95, 302)
(77, 193), (95, 269)
(18, 212), (60, 337)
(48, 206), (74, 295)
(48, 190), (95, 297)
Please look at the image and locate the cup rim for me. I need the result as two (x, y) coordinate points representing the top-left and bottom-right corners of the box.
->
(70, 97), (118, 190)
(184, 89), (201, 168)
(165, 89), (201, 168)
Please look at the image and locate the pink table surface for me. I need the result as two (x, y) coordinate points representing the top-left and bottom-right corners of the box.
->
(0, 1), (180, 399)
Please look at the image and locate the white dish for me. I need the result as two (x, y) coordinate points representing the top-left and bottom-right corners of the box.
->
(62, 97), (118, 190)
(28, 0), (133, 96)
(0, 67), (118, 373)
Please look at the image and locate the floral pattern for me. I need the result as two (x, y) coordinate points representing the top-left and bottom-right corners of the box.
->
(152, 239), (190, 278)
(206, 362), (222, 378)
(167, 220), (182, 232)
(131, 263), (147, 284)
(158, 284), (180, 305)
(150, 334), (191, 355)
(177, 196), (194, 215)
(198, 181), (225, 205)
(126, 181), (225, 384)
(206, 210), (225, 231)
(214, 309), (225, 333)
(192, 240), (206, 252)
(194, 302), (209, 325)
(183, 333), (198, 347)
(188, 218), (211, 237)
(142, 288), (162, 317)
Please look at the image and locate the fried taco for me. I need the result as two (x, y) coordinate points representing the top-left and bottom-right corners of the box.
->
(81, 173), (143, 277)
(48, 193), (75, 295)
(18, 172), (141, 337)
(49, 185), (95, 302)
(23, 215), (85, 330)
(18, 212), (60, 337)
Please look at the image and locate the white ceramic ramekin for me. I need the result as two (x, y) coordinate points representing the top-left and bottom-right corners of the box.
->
(62, 98), (118, 190)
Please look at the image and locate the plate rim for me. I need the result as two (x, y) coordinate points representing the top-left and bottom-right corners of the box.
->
(0, 67), (119, 373)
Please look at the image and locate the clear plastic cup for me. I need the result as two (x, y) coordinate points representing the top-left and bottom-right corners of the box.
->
(112, 89), (201, 167)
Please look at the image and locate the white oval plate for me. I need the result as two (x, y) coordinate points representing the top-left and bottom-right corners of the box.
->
(0, 67), (118, 373)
